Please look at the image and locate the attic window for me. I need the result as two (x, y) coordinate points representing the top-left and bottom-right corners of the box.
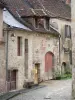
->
(45, 17), (50, 30)
(35, 18), (38, 28)
(34, 18), (44, 28)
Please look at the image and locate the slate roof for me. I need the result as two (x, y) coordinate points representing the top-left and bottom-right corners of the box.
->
(40, 0), (71, 20)
(1, 0), (71, 35)
(21, 0), (71, 20)
(0, 1), (5, 8)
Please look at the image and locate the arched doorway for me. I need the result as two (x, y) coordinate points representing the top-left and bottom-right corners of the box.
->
(61, 62), (66, 74)
(45, 52), (54, 80)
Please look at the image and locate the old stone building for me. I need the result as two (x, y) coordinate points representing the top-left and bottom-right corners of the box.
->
(50, 19), (71, 74)
(0, 0), (71, 93)
(42, 0), (71, 74)
(0, 0), (60, 92)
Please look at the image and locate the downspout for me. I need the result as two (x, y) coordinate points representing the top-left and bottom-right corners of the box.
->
(5, 27), (9, 92)
(59, 35), (61, 70)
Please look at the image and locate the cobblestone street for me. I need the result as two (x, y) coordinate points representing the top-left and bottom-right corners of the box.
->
(9, 79), (72, 100)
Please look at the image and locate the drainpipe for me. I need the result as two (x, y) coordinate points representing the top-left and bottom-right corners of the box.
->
(59, 35), (61, 64)
(5, 27), (9, 92)
(59, 35), (61, 73)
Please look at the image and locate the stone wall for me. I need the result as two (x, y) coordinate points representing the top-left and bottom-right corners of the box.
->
(71, 0), (75, 99)
(0, 8), (6, 93)
(50, 18), (71, 74)
(0, 44), (6, 93)
(5, 29), (59, 89)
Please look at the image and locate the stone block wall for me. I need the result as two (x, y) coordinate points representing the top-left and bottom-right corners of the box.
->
(72, 0), (75, 99)
(2, 26), (59, 90)
(0, 44), (6, 93)
(50, 18), (71, 74)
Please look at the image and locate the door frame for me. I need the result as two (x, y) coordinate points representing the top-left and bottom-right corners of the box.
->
(34, 63), (40, 84)
(7, 69), (18, 91)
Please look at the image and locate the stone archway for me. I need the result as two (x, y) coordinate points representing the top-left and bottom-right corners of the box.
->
(61, 62), (67, 74)
(45, 51), (54, 80)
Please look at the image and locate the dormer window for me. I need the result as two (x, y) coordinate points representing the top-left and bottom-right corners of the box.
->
(45, 17), (50, 30)
(34, 17), (50, 30)
(34, 18), (44, 29)
(35, 18), (38, 28)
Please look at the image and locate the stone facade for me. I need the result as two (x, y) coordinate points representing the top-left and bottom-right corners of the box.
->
(50, 18), (71, 74)
(0, 7), (60, 92)
(71, 0), (75, 99)
(0, 44), (6, 93)
(0, 0), (71, 93)
(0, 8), (6, 93)
(3, 28), (59, 90)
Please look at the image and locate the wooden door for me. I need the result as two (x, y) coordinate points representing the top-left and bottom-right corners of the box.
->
(7, 70), (16, 91)
(45, 52), (53, 72)
(34, 64), (40, 84)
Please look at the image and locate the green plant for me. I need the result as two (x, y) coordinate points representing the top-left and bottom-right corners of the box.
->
(53, 65), (72, 80)
(53, 71), (72, 80)
(53, 70), (61, 80)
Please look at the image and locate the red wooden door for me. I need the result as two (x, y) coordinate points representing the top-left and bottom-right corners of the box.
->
(7, 70), (16, 91)
(45, 52), (53, 72)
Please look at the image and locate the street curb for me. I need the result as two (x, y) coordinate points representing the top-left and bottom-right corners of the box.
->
(0, 85), (46, 100)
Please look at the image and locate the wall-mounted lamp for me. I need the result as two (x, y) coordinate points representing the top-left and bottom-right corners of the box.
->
(11, 33), (15, 41)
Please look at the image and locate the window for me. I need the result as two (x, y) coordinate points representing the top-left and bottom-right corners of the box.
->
(34, 18), (44, 29)
(35, 18), (38, 28)
(65, 25), (71, 38)
(25, 39), (28, 78)
(34, 17), (50, 30)
(17, 37), (22, 56)
(25, 39), (28, 53)
(45, 17), (50, 30)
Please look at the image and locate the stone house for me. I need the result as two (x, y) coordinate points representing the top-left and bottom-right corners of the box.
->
(0, 0), (71, 93)
(0, 0), (60, 92)
(21, 0), (71, 74)
(47, 0), (71, 74)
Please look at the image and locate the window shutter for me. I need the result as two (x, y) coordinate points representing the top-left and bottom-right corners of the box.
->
(46, 17), (50, 30)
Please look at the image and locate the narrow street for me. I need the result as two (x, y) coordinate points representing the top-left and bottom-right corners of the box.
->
(9, 79), (72, 100)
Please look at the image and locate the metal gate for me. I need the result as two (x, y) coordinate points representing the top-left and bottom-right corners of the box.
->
(7, 70), (16, 91)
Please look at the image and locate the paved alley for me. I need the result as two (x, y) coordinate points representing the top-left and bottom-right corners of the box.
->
(9, 79), (72, 100)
